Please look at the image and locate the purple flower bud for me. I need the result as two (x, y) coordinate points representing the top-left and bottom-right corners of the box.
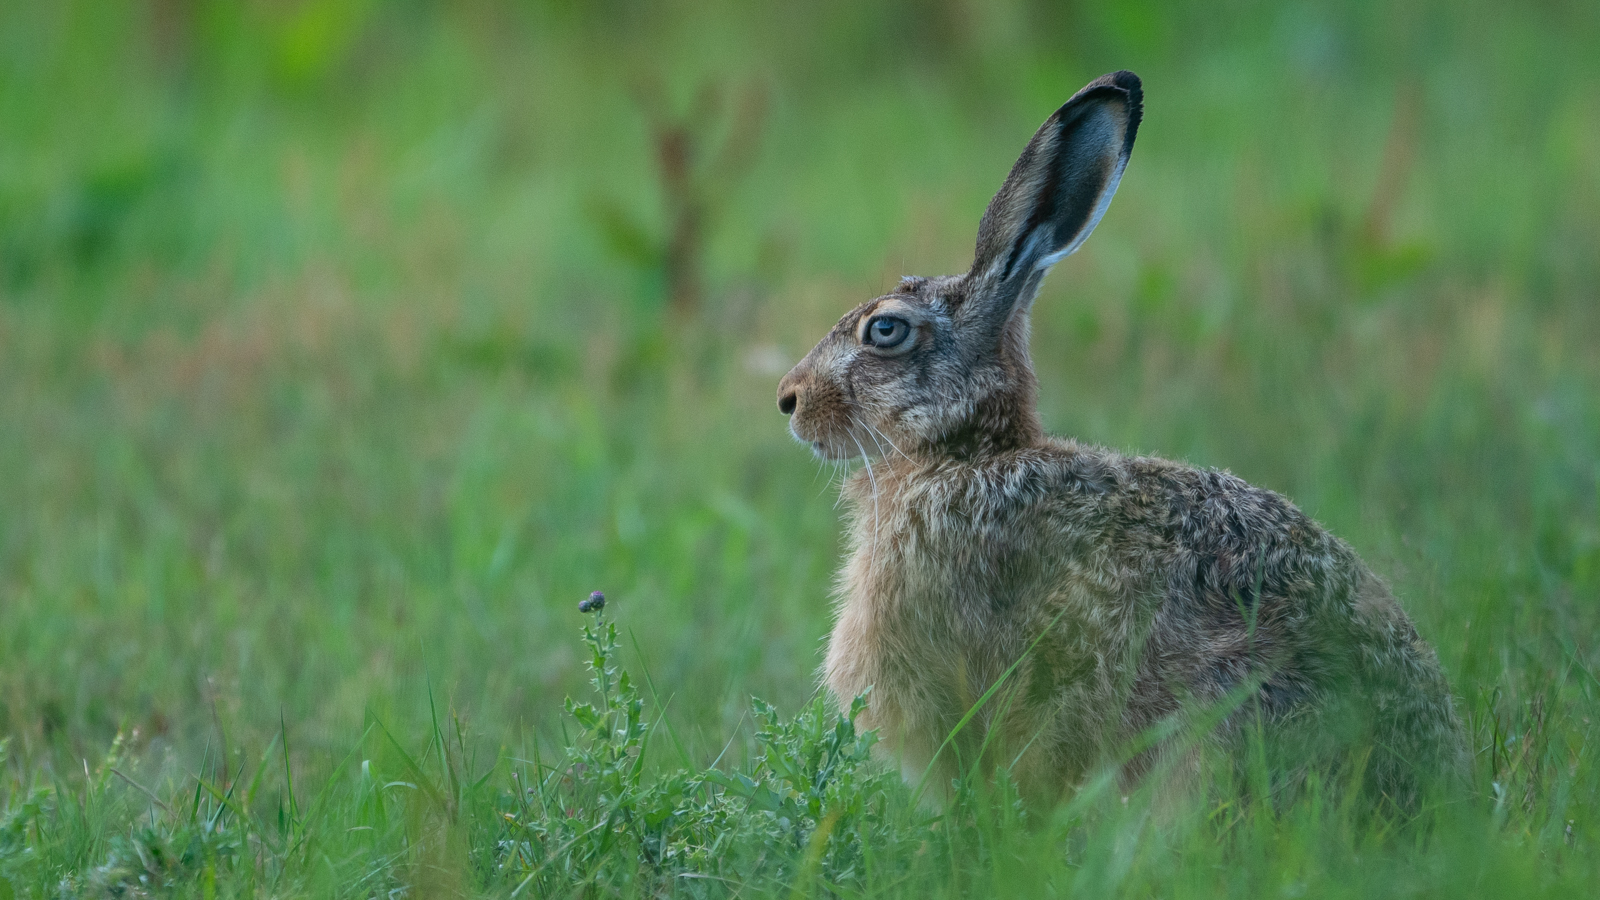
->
(579, 590), (606, 613)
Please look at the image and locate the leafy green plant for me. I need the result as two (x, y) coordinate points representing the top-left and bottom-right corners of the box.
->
(496, 608), (918, 896)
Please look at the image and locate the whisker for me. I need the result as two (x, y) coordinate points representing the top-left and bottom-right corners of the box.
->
(847, 429), (881, 576)
(861, 425), (887, 460)
(864, 421), (915, 467)
(829, 458), (853, 509)
(815, 456), (838, 501)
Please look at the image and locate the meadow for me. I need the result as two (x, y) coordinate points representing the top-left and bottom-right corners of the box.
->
(1, 1), (1598, 895)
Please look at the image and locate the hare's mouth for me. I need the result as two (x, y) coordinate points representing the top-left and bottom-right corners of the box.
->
(809, 440), (855, 461)
(788, 420), (855, 461)
(804, 435), (853, 462)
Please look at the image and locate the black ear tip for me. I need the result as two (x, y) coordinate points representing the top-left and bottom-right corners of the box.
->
(1080, 70), (1142, 136)
(1067, 70), (1144, 128)
(1099, 70), (1143, 117)
(1106, 70), (1142, 94)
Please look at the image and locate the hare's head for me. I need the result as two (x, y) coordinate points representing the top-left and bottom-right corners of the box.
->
(778, 71), (1141, 461)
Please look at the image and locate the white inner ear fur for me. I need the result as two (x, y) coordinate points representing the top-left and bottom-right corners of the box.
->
(971, 102), (1131, 289)
(1035, 108), (1129, 271)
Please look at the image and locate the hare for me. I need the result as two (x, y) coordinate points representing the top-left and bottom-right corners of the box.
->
(777, 71), (1465, 809)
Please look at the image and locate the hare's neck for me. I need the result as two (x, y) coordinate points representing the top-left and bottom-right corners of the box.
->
(840, 460), (911, 546)
(925, 319), (1044, 458)
(927, 383), (1044, 459)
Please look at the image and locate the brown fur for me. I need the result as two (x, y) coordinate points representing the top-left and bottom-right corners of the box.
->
(778, 72), (1465, 808)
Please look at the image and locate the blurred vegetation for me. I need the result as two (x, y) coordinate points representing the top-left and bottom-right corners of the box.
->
(1, 0), (1598, 895)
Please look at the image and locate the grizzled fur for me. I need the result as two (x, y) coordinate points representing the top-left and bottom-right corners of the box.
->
(778, 71), (1465, 808)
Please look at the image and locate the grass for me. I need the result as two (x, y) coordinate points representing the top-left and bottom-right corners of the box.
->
(1, 0), (1599, 895)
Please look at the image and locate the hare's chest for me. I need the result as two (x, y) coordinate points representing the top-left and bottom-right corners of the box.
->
(823, 498), (1045, 727)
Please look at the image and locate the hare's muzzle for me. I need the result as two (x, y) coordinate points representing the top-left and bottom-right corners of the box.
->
(776, 367), (828, 456)
(777, 340), (859, 460)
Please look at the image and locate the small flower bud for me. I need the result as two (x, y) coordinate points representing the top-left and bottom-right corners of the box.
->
(579, 590), (606, 613)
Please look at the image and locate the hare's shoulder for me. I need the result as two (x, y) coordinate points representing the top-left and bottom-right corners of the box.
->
(1029, 442), (1373, 633)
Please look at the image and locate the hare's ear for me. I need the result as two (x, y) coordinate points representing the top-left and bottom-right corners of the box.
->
(964, 71), (1141, 327)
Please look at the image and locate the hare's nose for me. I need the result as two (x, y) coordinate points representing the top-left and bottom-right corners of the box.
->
(778, 388), (798, 415)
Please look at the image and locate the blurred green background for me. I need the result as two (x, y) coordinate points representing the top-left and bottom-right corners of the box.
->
(1, 0), (1597, 816)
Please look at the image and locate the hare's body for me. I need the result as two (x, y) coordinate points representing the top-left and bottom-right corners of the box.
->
(826, 441), (1462, 804)
(779, 72), (1464, 806)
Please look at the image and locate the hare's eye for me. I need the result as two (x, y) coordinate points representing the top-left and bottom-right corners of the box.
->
(865, 316), (910, 350)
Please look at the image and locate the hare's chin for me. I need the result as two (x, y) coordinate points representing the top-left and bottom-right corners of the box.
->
(788, 425), (850, 461)
(804, 438), (847, 461)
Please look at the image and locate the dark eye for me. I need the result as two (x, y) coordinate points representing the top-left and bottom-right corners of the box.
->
(865, 316), (910, 349)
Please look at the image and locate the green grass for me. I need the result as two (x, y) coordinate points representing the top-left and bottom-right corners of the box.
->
(2, 0), (1599, 895)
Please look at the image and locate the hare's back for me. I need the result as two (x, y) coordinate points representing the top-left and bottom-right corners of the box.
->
(1034, 442), (1394, 695)
(1036, 442), (1457, 768)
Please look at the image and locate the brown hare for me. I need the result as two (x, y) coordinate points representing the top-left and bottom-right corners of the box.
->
(777, 71), (1465, 809)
